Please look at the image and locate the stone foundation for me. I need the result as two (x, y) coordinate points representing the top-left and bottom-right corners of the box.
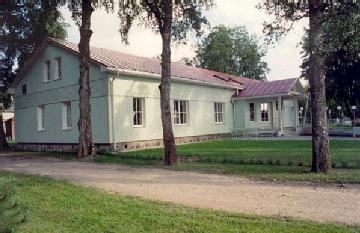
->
(114, 134), (227, 152)
(16, 134), (228, 153)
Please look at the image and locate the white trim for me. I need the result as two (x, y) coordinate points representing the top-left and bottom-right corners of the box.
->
(132, 97), (145, 127)
(43, 60), (51, 82)
(61, 102), (72, 130)
(214, 102), (225, 124)
(37, 105), (45, 131)
(54, 57), (62, 80)
(174, 100), (189, 125)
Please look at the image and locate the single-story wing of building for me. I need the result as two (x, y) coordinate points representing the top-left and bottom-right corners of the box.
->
(11, 38), (306, 152)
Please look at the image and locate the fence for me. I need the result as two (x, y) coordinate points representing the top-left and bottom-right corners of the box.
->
(301, 117), (360, 137)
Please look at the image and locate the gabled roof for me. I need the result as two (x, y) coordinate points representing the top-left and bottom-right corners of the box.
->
(11, 37), (258, 89)
(233, 78), (305, 98)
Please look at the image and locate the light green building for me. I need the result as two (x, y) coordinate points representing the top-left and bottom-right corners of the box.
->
(11, 38), (306, 152)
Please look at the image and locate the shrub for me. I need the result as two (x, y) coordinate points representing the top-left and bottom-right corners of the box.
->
(0, 177), (26, 233)
(341, 161), (348, 169)
(237, 160), (245, 165)
(256, 160), (264, 165)
(298, 162), (304, 167)
(267, 159), (273, 165)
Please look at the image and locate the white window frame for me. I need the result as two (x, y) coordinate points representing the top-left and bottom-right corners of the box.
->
(54, 57), (62, 80)
(37, 105), (45, 131)
(174, 100), (189, 125)
(214, 102), (225, 124)
(62, 102), (72, 130)
(261, 103), (269, 122)
(43, 60), (51, 82)
(249, 103), (256, 122)
(133, 98), (145, 127)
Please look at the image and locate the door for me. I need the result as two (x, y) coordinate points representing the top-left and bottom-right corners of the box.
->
(283, 100), (295, 128)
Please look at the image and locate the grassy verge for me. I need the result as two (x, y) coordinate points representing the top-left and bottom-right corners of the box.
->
(1, 171), (359, 233)
(95, 140), (360, 184)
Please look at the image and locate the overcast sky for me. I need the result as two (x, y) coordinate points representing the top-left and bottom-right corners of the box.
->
(61, 0), (308, 81)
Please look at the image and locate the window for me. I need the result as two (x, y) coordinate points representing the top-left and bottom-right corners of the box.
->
(249, 103), (255, 121)
(54, 57), (62, 80)
(22, 84), (27, 94)
(37, 105), (45, 131)
(133, 98), (145, 126)
(62, 102), (72, 129)
(261, 103), (269, 122)
(43, 60), (50, 82)
(174, 100), (188, 125)
(214, 102), (224, 123)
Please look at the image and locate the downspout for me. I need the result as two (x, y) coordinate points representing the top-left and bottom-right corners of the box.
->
(108, 76), (116, 150)
(231, 99), (236, 133)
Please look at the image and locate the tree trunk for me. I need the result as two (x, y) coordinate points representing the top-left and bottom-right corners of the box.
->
(159, 0), (177, 166)
(308, 0), (331, 173)
(77, 0), (95, 158)
(0, 112), (9, 151)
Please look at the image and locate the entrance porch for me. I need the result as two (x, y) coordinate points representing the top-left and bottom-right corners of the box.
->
(232, 95), (306, 137)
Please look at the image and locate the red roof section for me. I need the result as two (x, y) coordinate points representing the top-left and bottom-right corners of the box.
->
(234, 78), (298, 98)
(49, 38), (258, 88)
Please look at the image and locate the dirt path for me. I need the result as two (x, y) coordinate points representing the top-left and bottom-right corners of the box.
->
(0, 156), (359, 226)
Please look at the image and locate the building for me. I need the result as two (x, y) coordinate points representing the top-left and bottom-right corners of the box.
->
(11, 38), (306, 152)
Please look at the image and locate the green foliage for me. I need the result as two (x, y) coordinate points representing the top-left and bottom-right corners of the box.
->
(67, 0), (114, 26)
(300, 5), (360, 117)
(193, 25), (269, 80)
(117, 0), (213, 44)
(259, 1), (360, 44)
(0, 172), (358, 233)
(0, 177), (26, 233)
(0, 1), (68, 108)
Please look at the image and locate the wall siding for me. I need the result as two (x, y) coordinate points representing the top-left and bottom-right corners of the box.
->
(110, 75), (234, 143)
(14, 45), (109, 144)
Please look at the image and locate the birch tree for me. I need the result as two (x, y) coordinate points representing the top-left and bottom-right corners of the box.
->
(118, 0), (212, 165)
(68, 0), (113, 158)
(260, 0), (360, 173)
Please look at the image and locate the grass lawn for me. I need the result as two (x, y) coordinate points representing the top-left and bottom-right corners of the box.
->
(96, 140), (360, 183)
(1, 171), (359, 233)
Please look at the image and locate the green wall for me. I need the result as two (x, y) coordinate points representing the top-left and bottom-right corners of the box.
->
(14, 45), (110, 144)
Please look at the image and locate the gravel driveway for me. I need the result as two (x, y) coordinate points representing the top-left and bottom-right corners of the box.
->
(0, 156), (359, 226)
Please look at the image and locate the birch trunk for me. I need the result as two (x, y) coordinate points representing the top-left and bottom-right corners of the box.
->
(159, 0), (177, 166)
(308, 0), (331, 173)
(0, 112), (9, 151)
(77, 0), (95, 158)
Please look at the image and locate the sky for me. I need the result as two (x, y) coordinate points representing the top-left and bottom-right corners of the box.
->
(61, 0), (308, 81)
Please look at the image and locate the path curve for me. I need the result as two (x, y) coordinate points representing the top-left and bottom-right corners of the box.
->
(0, 156), (359, 225)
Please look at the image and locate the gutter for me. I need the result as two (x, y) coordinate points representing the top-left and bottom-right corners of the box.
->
(106, 67), (244, 90)
(232, 92), (307, 100)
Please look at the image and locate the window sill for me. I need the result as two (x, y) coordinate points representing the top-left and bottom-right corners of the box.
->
(132, 125), (145, 128)
(214, 122), (225, 125)
(43, 80), (51, 83)
(62, 127), (72, 131)
(53, 77), (62, 81)
(37, 129), (45, 132)
(174, 123), (189, 126)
